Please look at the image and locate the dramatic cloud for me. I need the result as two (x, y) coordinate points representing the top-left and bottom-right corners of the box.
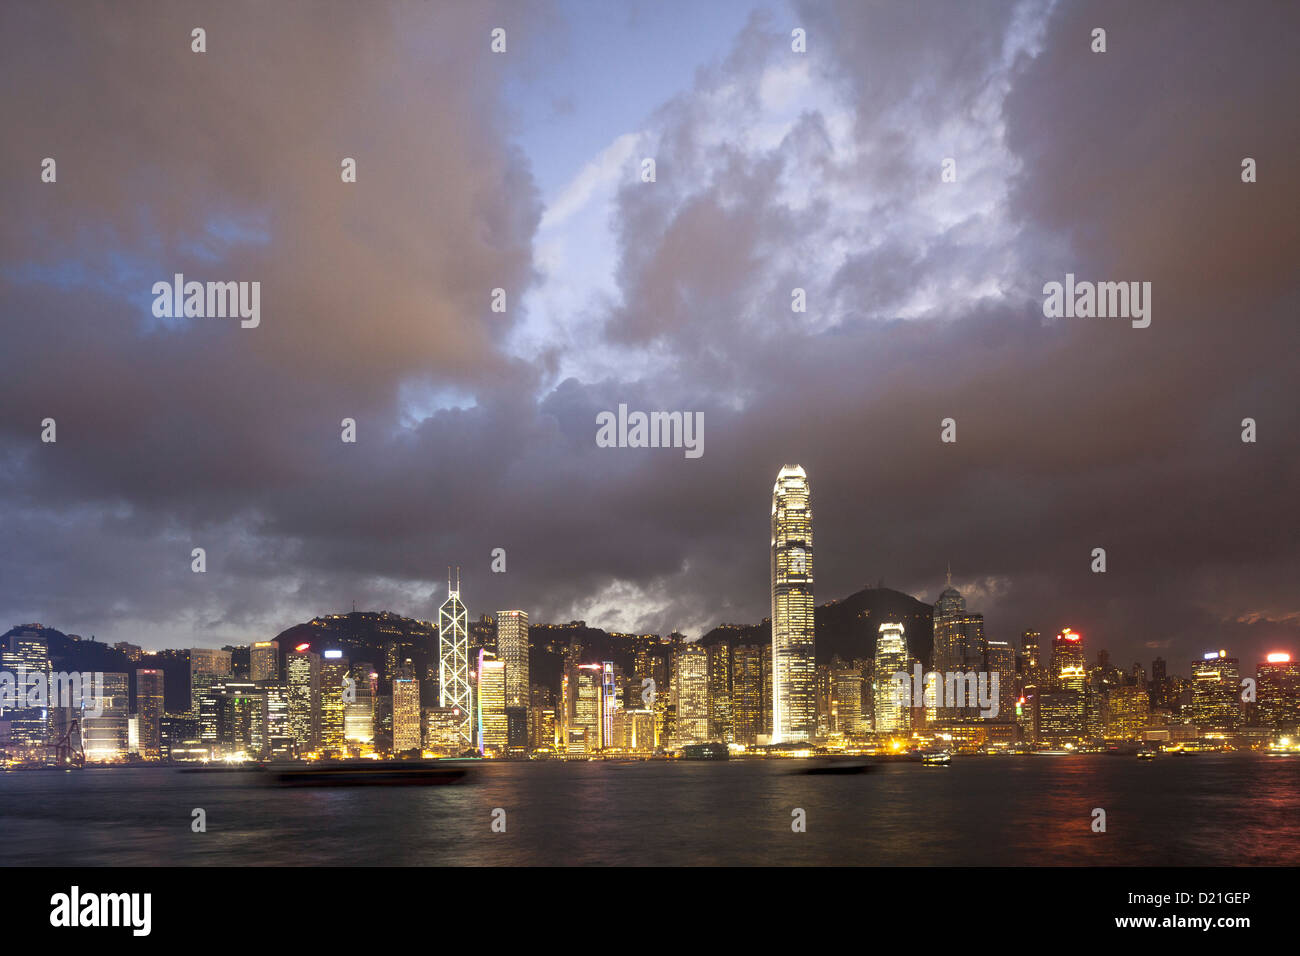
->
(1, 0), (1296, 674)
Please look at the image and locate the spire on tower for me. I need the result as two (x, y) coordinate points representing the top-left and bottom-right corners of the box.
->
(946, 563), (952, 588)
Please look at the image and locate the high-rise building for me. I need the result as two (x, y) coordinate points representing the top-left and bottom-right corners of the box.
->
(983, 639), (1016, 722)
(706, 643), (732, 742)
(318, 652), (349, 754)
(477, 651), (507, 753)
(1, 629), (51, 750)
(496, 610), (529, 748)
(263, 682), (293, 758)
(198, 681), (266, 759)
(189, 647), (233, 716)
(674, 643), (709, 746)
(933, 570), (967, 673)
(438, 572), (473, 751)
(392, 678), (422, 753)
(344, 663), (376, 750)
(831, 663), (864, 735)
(250, 640), (279, 682)
(563, 663), (605, 752)
(771, 464), (815, 743)
(1106, 685), (1150, 739)
(135, 669), (165, 760)
(1257, 653), (1300, 733)
(286, 646), (321, 753)
(1050, 629), (1086, 689)
(82, 673), (129, 762)
(1191, 651), (1240, 730)
(1020, 630), (1043, 685)
(873, 623), (909, 734)
(731, 644), (764, 746)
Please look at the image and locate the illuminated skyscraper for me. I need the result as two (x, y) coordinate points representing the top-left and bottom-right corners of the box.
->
(392, 677), (422, 753)
(983, 640), (1016, 722)
(438, 571), (473, 751)
(286, 646), (321, 753)
(344, 663), (376, 750)
(1191, 651), (1240, 730)
(189, 647), (232, 716)
(318, 651), (349, 754)
(496, 610), (529, 747)
(82, 673), (129, 762)
(1050, 629), (1086, 688)
(477, 651), (507, 753)
(674, 644), (709, 746)
(706, 644), (732, 742)
(731, 644), (764, 746)
(2, 629), (51, 749)
(1257, 653), (1300, 733)
(135, 669), (165, 760)
(873, 623), (909, 734)
(831, 663), (864, 735)
(771, 464), (815, 743)
(250, 640), (279, 682)
(563, 663), (604, 752)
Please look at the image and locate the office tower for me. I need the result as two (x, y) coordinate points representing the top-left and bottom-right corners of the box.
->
(983, 640), (1016, 721)
(263, 682), (293, 757)
(1050, 629), (1086, 689)
(730, 644), (764, 746)
(250, 640), (280, 682)
(831, 663), (864, 735)
(602, 661), (618, 748)
(1257, 653), (1300, 733)
(198, 681), (266, 759)
(286, 646), (321, 753)
(706, 643), (732, 742)
(392, 678), (422, 753)
(1106, 685), (1150, 739)
(933, 569), (967, 673)
(477, 651), (508, 753)
(613, 708), (656, 753)
(496, 610), (529, 748)
(344, 663), (376, 749)
(438, 572), (473, 751)
(318, 652), (349, 754)
(160, 715), (204, 762)
(189, 647), (233, 716)
(425, 706), (464, 755)
(873, 623), (909, 734)
(1021, 630), (1043, 684)
(135, 669), (165, 760)
(1191, 651), (1241, 730)
(1037, 688), (1084, 744)
(2, 628), (51, 750)
(82, 673), (130, 761)
(561, 663), (605, 752)
(771, 464), (815, 743)
(674, 644), (709, 746)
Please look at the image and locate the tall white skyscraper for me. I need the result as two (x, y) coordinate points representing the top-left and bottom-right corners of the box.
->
(771, 464), (815, 743)
(873, 623), (909, 734)
(439, 570), (473, 750)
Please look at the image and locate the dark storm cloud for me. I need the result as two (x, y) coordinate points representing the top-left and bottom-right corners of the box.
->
(1, 1), (1297, 675)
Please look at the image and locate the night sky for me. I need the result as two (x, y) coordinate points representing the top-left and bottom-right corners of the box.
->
(1, 1), (1296, 672)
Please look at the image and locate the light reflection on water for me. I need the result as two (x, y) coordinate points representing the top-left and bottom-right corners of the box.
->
(1, 754), (1297, 866)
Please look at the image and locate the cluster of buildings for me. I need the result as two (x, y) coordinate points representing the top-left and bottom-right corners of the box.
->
(3, 465), (1299, 764)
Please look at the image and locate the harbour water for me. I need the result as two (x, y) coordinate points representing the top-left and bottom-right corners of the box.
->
(2, 754), (1297, 866)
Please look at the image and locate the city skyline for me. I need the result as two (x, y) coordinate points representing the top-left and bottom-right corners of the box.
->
(1, 1), (1296, 673)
